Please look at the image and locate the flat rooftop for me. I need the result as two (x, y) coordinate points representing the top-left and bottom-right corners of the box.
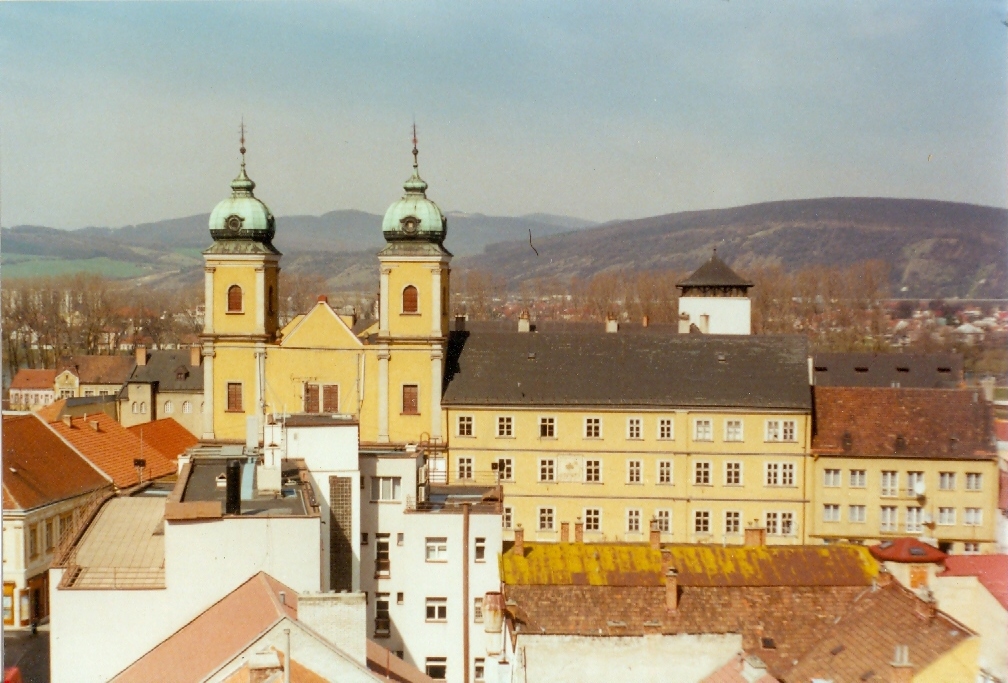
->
(408, 485), (501, 514)
(66, 496), (166, 589)
(179, 456), (311, 517)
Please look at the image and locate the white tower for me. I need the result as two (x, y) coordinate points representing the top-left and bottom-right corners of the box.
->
(677, 250), (752, 335)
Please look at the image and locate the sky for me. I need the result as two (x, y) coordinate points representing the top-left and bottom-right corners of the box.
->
(1, 1), (1006, 230)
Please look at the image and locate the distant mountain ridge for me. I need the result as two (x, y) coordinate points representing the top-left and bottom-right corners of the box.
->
(459, 197), (1008, 298)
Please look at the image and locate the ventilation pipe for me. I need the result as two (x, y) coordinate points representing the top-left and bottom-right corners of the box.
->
(225, 459), (242, 515)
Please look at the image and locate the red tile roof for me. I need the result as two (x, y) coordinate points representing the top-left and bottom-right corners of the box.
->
(367, 642), (437, 683)
(44, 412), (175, 488)
(9, 368), (57, 390)
(112, 573), (298, 683)
(783, 581), (974, 682)
(812, 387), (996, 460)
(2, 414), (110, 511)
(940, 555), (1008, 611)
(127, 418), (198, 461)
(700, 654), (777, 683)
(869, 538), (948, 564)
(57, 355), (135, 385)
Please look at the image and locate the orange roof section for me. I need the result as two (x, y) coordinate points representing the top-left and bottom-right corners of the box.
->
(36, 398), (66, 422)
(127, 418), (198, 461)
(44, 412), (175, 488)
(3, 414), (110, 511)
(9, 368), (57, 390)
(111, 573), (298, 683)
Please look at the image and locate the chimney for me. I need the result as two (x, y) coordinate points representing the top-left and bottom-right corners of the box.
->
(574, 517), (584, 543)
(889, 645), (913, 683)
(876, 567), (894, 588)
(136, 345), (147, 366)
(225, 459), (242, 515)
(605, 314), (619, 333)
(483, 591), (505, 657)
(62, 414), (72, 427)
(455, 314), (466, 332)
(190, 344), (201, 367)
(513, 524), (524, 555)
(642, 315), (649, 328)
(664, 568), (679, 612)
(317, 294), (328, 305)
(89, 420), (100, 432)
(518, 310), (530, 333)
(298, 593), (367, 665)
(744, 522), (766, 547)
(649, 518), (661, 549)
(915, 591), (936, 622)
(560, 521), (569, 543)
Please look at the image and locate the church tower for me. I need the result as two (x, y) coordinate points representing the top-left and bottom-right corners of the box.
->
(375, 131), (451, 443)
(677, 250), (753, 335)
(201, 133), (280, 440)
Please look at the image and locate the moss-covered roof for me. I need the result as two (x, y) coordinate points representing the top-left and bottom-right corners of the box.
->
(501, 543), (878, 587)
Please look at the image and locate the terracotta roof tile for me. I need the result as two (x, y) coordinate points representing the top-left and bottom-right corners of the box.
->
(2, 414), (110, 510)
(57, 355), (135, 385)
(35, 398), (65, 422)
(44, 412), (175, 488)
(940, 554), (1008, 611)
(501, 543), (877, 587)
(367, 642), (437, 683)
(112, 573), (297, 683)
(869, 538), (948, 564)
(127, 418), (198, 461)
(812, 387), (996, 460)
(699, 654), (777, 683)
(9, 368), (57, 390)
(783, 582), (975, 682)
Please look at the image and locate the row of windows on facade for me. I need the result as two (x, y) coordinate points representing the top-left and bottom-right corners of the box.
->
(821, 504), (985, 528)
(513, 506), (797, 537)
(458, 415), (798, 442)
(459, 457), (797, 487)
(27, 511), (76, 561)
(10, 391), (54, 406)
(821, 469), (985, 494)
(361, 534), (487, 574)
(131, 400), (196, 415)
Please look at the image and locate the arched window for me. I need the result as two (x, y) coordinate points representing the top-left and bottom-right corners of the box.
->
(131, 401), (138, 414)
(402, 285), (418, 314)
(164, 401), (173, 414)
(227, 285), (243, 313)
(140, 402), (147, 414)
(182, 400), (192, 414)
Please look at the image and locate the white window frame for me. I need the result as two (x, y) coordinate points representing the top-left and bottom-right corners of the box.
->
(496, 458), (513, 482)
(658, 418), (674, 440)
(724, 510), (741, 535)
(964, 508), (983, 526)
(906, 506), (924, 533)
(966, 473), (982, 491)
(371, 476), (402, 502)
(694, 460), (711, 486)
(880, 506), (898, 532)
(539, 416), (556, 439)
(849, 469), (866, 488)
(906, 472), (925, 497)
(657, 460), (673, 485)
(765, 420), (781, 442)
(585, 459), (602, 483)
(425, 597), (448, 622)
(457, 415), (474, 437)
(655, 509), (671, 533)
(502, 506), (513, 529)
(626, 508), (642, 533)
(725, 461), (742, 486)
(584, 416), (602, 439)
(848, 505), (866, 523)
(694, 510), (711, 534)
(765, 511), (779, 535)
(823, 469), (841, 487)
(823, 504), (840, 523)
(425, 537), (448, 562)
(963, 542), (980, 554)
(538, 507), (555, 531)
(724, 419), (743, 442)
(881, 471), (899, 497)
(496, 415), (514, 438)
(584, 508), (601, 532)
(538, 458), (555, 483)
(457, 457), (473, 481)
(939, 472), (955, 491)
(627, 459), (642, 484)
(693, 418), (713, 442)
(937, 507), (956, 526)
(626, 417), (643, 440)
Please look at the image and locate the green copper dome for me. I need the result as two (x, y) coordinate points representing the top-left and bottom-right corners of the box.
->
(209, 162), (276, 244)
(382, 149), (447, 244)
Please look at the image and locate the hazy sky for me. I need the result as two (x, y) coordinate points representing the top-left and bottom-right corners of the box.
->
(1, 1), (1006, 229)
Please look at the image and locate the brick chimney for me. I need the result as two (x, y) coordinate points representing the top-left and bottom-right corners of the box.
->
(744, 522), (766, 547)
(664, 568), (679, 612)
(135, 345), (147, 366)
(560, 521), (569, 543)
(649, 518), (661, 549)
(574, 517), (584, 543)
(513, 524), (524, 555)
(317, 294), (328, 304)
(889, 645), (913, 683)
(190, 344), (201, 367)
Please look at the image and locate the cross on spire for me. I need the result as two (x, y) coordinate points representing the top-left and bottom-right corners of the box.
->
(411, 122), (419, 170)
(239, 118), (247, 167)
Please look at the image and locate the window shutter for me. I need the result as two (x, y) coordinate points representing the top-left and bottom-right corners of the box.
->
(322, 385), (339, 413)
(304, 384), (320, 413)
(403, 385), (418, 414)
(402, 286), (418, 313)
(227, 285), (243, 312)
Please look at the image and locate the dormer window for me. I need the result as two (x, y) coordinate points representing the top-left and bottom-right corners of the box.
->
(175, 366), (189, 381)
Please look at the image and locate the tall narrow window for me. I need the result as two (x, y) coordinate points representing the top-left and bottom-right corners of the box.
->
(304, 383), (320, 413)
(375, 594), (390, 637)
(322, 385), (339, 413)
(375, 534), (391, 577)
(226, 383), (242, 412)
(539, 458), (555, 482)
(227, 285), (243, 313)
(402, 286), (419, 313)
(402, 385), (419, 415)
(457, 457), (473, 481)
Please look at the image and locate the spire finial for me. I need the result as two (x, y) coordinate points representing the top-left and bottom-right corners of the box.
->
(411, 121), (419, 171)
(239, 117), (247, 168)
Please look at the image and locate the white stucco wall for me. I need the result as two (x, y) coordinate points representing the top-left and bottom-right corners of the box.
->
(490, 633), (741, 683)
(678, 296), (751, 335)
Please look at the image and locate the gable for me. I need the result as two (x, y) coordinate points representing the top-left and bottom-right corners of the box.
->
(280, 303), (362, 350)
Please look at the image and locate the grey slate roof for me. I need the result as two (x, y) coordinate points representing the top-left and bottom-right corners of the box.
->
(677, 253), (753, 289)
(442, 332), (811, 410)
(128, 350), (203, 392)
(811, 352), (963, 389)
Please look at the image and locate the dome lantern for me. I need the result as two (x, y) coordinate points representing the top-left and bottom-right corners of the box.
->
(381, 126), (447, 245)
(208, 126), (276, 246)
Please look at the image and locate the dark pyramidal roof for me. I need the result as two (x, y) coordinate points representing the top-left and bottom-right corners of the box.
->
(677, 251), (753, 289)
